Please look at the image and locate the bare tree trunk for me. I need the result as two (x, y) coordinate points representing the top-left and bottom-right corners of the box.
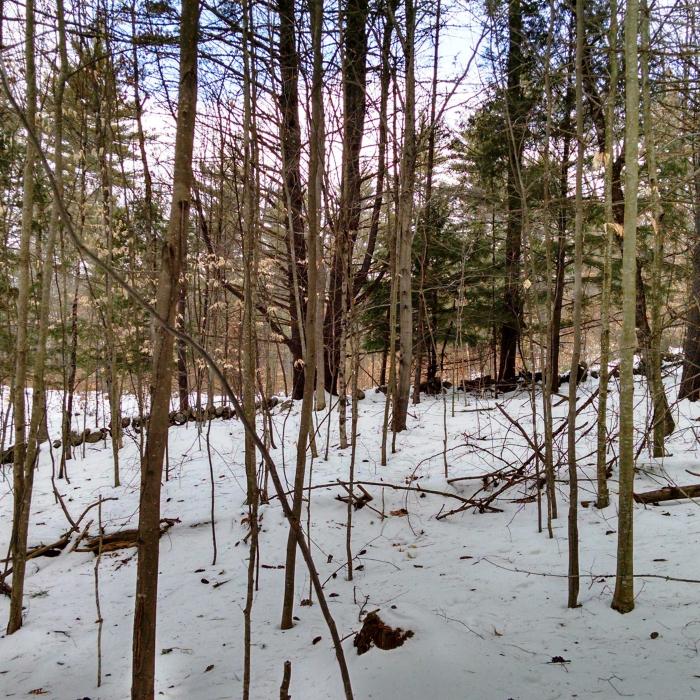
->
(323, 0), (368, 394)
(566, 0), (584, 609)
(549, 51), (574, 392)
(541, 0), (558, 532)
(6, 0), (37, 636)
(498, 0), (526, 383)
(612, 0), (639, 615)
(177, 284), (190, 412)
(281, 0), (323, 631)
(680, 105), (700, 400)
(413, 0), (441, 405)
(381, 186), (399, 463)
(277, 0), (308, 401)
(131, 1), (198, 695)
(93, 33), (122, 486)
(641, 0), (672, 456)
(393, 0), (417, 432)
(241, 2), (259, 693)
(595, 0), (617, 510)
(60, 271), (79, 479)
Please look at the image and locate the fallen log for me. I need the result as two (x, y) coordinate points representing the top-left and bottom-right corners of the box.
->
(633, 484), (700, 504)
(79, 517), (179, 554)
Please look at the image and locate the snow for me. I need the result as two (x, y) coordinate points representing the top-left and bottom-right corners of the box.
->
(2, 368), (700, 699)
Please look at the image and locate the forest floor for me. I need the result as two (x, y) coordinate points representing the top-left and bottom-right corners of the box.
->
(1, 367), (700, 699)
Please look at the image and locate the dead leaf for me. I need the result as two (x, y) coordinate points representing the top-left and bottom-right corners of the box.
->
(609, 222), (624, 238)
(390, 508), (408, 517)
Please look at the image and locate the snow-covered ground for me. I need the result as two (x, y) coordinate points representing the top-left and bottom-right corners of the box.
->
(1, 368), (700, 699)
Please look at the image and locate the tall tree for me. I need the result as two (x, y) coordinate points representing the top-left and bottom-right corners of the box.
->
(323, 0), (368, 394)
(640, 0), (668, 457)
(595, 0), (617, 510)
(612, 0), (639, 615)
(498, 0), (526, 382)
(393, 0), (417, 431)
(131, 0), (199, 695)
(281, 0), (324, 631)
(277, 0), (308, 400)
(566, 0), (585, 610)
(6, 0), (38, 635)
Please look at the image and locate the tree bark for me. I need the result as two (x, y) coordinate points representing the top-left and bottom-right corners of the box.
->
(281, 0), (324, 631)
(678, 36), (700, 400)
(277, 0), (308, 400)
(633, 484), (700, 504)
(323, 0), (368, 394)
(131, 1), (198, 695)
(498, 0), (526, 382)
(393, 0), (417, 432)
(241, 2), (259, 693)
(595, 0), (617, 510)
(567, 0), (584, 609)
(640, 0), (673, 456)
(612, 0), (639, 615)
(549, 46), (575, 391)
(6, 0), (37, 636)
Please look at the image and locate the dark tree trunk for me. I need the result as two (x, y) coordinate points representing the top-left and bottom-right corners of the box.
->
(323, 0), (368, 394)
(498, 0), (525, 382)
(277, 0), (307, 401)
(550, 59), (575, 392)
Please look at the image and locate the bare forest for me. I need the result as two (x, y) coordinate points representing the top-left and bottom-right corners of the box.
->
(1, 0), (700, 698)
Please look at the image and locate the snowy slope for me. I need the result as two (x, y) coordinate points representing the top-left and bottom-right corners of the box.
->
(1, 370), (700, 699)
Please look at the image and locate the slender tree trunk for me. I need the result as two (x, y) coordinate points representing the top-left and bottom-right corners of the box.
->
(612, 0), (639, 615)
(549, 43), (575, 391)
(393, 0), (417, 432)
(566, 0), (585, 609)
(680, 106), (700, 400)
(95, 46), (123, 486)
(6, 0), (37, 636)
(641, 0), (672, 456)
(381, 175), (399, 463)
(413, 0), (441, 405)
(177, 284), (189, 412)
(61, 271), (79, 478)
(541, 0), (558, 530)
(131, 0), (156, 277)
(595, 0), (617, 510)
(241, 2), (259, 692)
(131, 1), (198, 695)
(281, 0), (323, 630)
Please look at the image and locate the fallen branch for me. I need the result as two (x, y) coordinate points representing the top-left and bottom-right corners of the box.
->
(633, 484), (700, 504)
(480, 557), (700, 584)
(70, 519), (93, 553)
(78, 518), (180, 554)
